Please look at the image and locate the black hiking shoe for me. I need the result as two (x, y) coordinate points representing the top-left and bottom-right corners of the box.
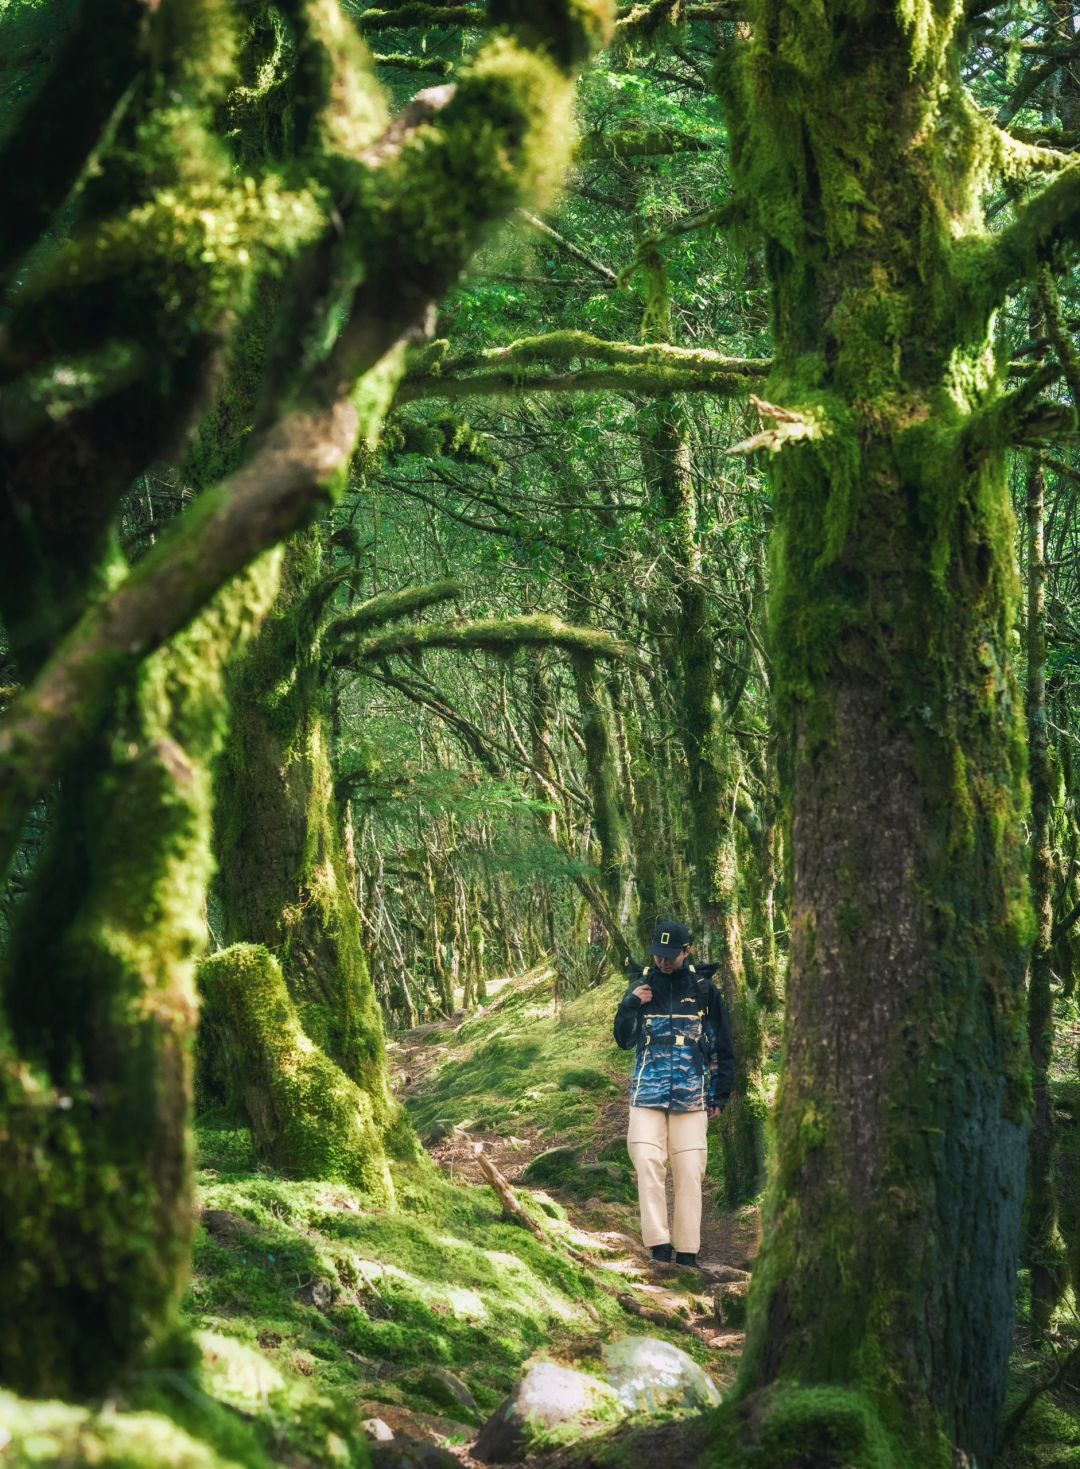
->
(650, 1243), (674, 1263)
(674, 1251), (699, 1268)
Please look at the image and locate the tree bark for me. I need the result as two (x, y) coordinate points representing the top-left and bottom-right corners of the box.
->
(0, 559), (279, 1396)
(212, 531), (408, 1158)
(719, 7), (1035, 1463)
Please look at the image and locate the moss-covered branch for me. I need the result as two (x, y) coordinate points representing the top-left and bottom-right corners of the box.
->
(354, 4), (486, 31)
(336, 614), (630, 667)
(400, 365), (767, 400)
(615, 0), (737, 21)
(327, 578), (464, 643)
(575, 127), (722, 161)
(0, 397), (362, 882)
(373, 51), (455, 74)
(354, 1), (732, 33)
(0, 0), (615, 879)
(1007, 124), (1080, 151)
(971, 166), (1080, 312)
(398, 331), (769, 402)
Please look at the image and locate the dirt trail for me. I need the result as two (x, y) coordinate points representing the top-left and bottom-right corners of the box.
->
(379, 993), (758, 1463)
(383, 987), (758, 1466)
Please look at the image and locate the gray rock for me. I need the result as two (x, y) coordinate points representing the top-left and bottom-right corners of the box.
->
(600, 1336), (722, 1414)
(705, 1263), (751, 1283)
(472, 1361), (625, 1463)
(362, 1418), (395, 1442)
(296, 1277), (336, 1310)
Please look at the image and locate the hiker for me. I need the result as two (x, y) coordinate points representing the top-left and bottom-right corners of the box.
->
(613, 918), (735, 1269)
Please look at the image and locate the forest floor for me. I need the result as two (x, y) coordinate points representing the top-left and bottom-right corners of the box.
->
(374, 962), (756, 1464)
(4, 963), (761, 1469)
(8, 967), (1080, 1468)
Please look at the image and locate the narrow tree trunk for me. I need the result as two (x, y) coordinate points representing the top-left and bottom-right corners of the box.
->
(639, 381), (766, 1202)
(567, 588), (636, 928)
(624, 671), (666, 953)
(1025, 450), (1065, 1329)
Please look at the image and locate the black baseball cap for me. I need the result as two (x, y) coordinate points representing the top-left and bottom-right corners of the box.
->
(650, 919), (691, 959)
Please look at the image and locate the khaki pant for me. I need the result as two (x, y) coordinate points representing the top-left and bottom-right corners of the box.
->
(627, 1106), (708, 1255)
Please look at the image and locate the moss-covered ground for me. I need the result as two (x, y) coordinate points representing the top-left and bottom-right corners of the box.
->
(400, 964), (640, 1200)
(1, 965), (742, 1468)
(11, 961), (1080, 1466)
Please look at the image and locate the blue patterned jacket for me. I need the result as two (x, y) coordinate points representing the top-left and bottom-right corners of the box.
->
(613, 963), (735, 1113)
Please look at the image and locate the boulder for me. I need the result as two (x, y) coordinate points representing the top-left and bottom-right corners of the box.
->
(705, 1263), (751, 1284)
(600, 1336), (722, 1414)
(472, 1361), (625, 1462)
(359, 1401), (472, 1446)
(296, 1277), (337, 1310)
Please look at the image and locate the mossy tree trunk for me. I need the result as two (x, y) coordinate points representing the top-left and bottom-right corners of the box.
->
(0, 560), (279, 1397)
(199, 943), (394, 1199)
(212, 530), (406, 1156)
(715, 5), (1072, 1461)
(567, 587), (636, 929)
(0, 0), (613, 1402)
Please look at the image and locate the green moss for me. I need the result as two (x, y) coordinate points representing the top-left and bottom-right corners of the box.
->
(404, 964), (631, 1154)
(1052, 1079), (1080, 1292)
(702, 1384), (944, 1469)
(211, 533), (408, 1154)
(0, 1391), (254, 1469)
(0, 556), (281, 1398)
(522, 1146), (636, 1203)
(363, 35), (580, 288)
(184, 1146), (652, 1433)
(491, 0), (615, 70)
(197, 944), (394, 1202)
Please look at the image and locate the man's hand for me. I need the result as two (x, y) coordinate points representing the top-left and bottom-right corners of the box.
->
(708, 1106), (723, 1121)
(632, 984), (653, 1004)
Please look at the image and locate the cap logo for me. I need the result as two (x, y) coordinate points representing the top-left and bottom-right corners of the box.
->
(661, 931), (670, 945)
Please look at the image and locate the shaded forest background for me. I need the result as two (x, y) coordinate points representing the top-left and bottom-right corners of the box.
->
(6, 0), (1080, 1465)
